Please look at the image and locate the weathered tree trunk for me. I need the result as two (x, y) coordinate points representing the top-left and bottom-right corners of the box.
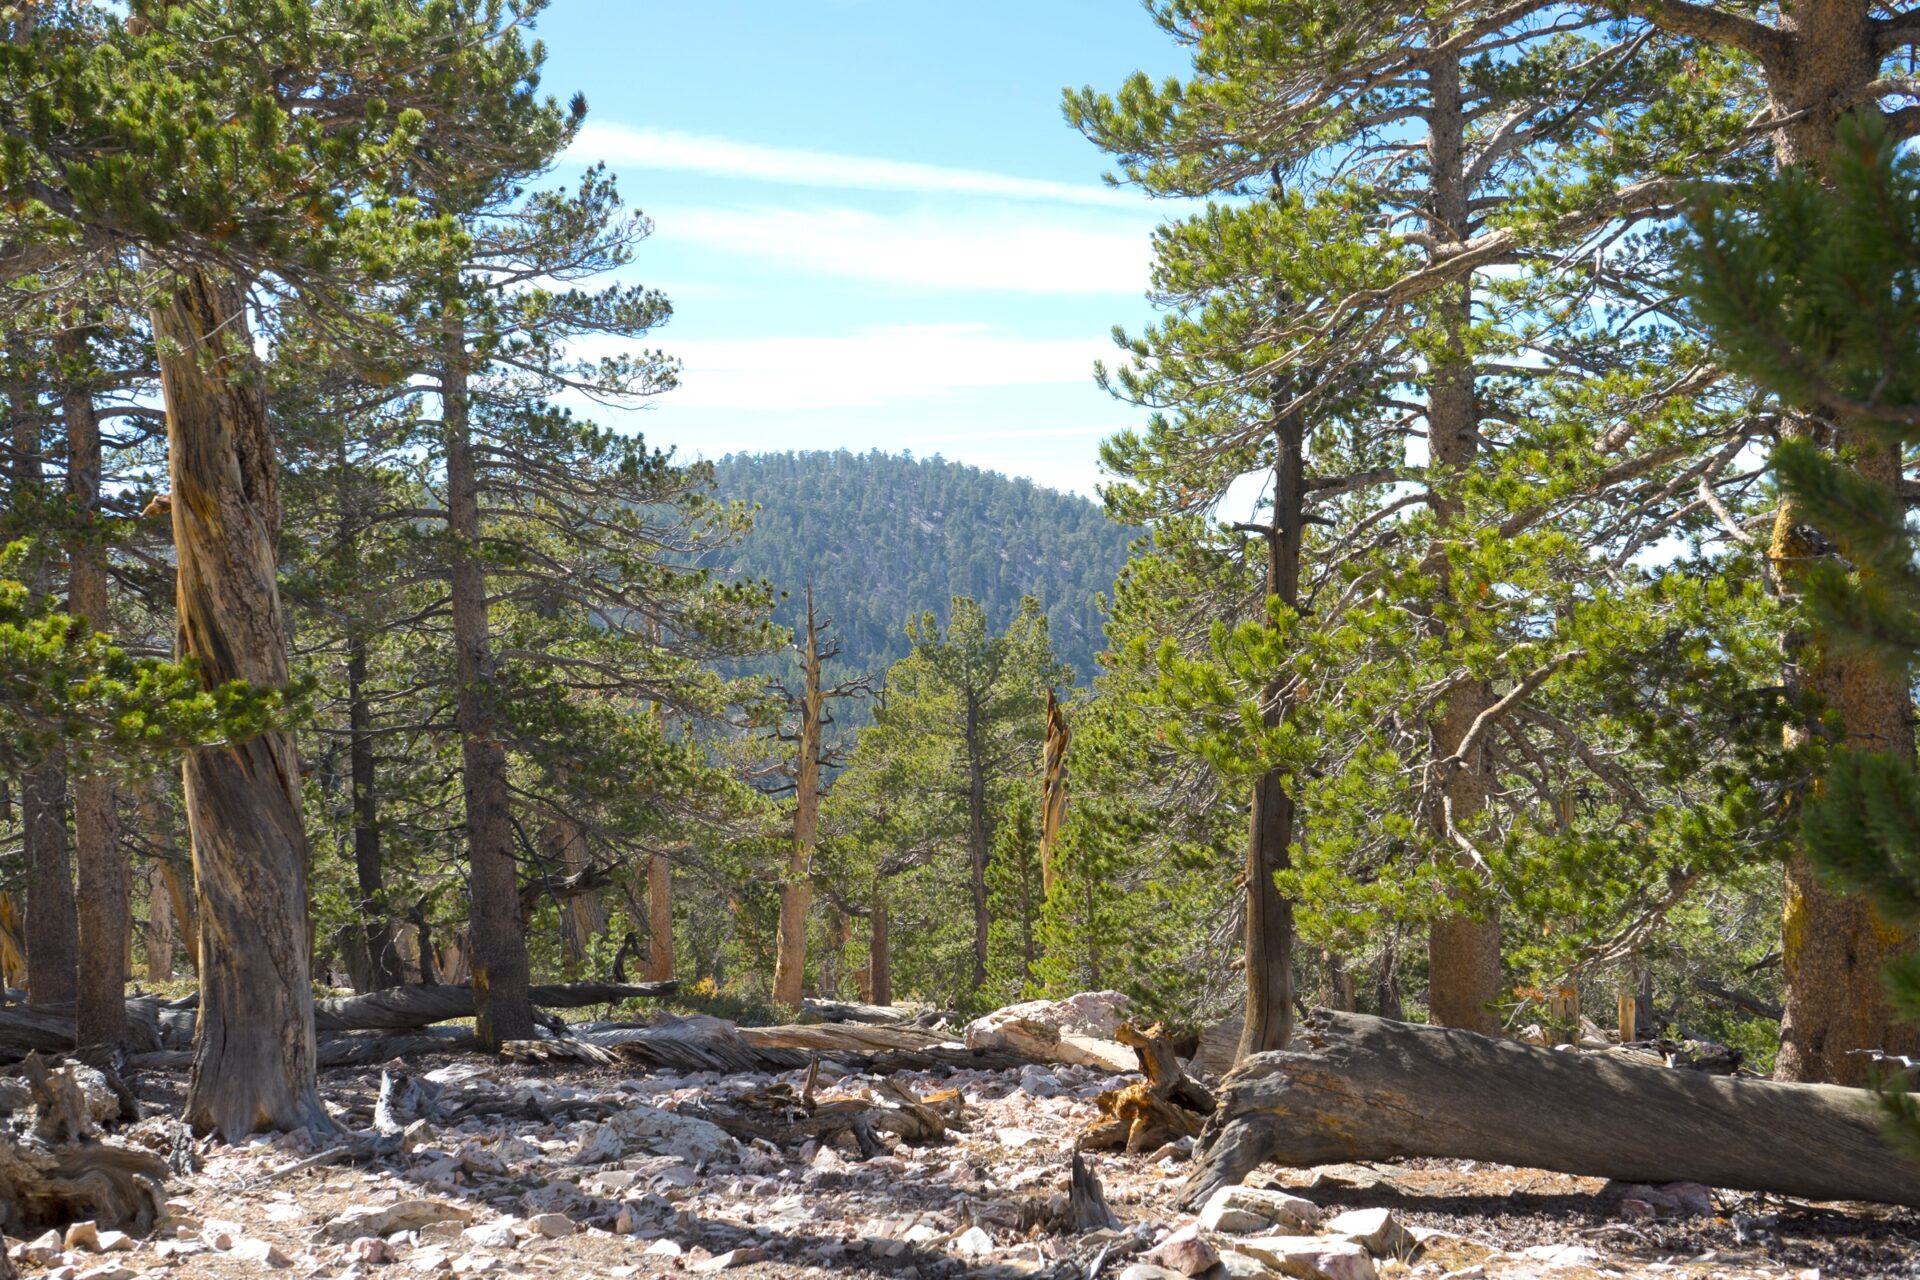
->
(62, 326), (125, 1047)
(144, 862), (173, 984)
(137, 780), (198, 977)
(869, 882), (891, 1007)
(1181, 1010), (1920, 1210)
(1760, 0), (1920, 1086)
(646, 852), (674, 982)
(772, 591), (826, 1007)
(441, 326), (534, 1048)
(1239, 391), (1303, 1063)
(1039, 688), (1070, 899)
(0, 893), (25, 990)
(1422, 49), (1503, 1036)
(149, 263), (327, 1138)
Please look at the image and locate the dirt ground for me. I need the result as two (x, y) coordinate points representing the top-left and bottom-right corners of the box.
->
(9, 1051), (1919, 1280)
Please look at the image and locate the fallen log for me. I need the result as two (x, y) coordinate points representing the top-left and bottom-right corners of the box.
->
(801, 998), (917, 1025)
(314, 980), (676, 1032)
(1180, 1010), (1920, 1210)
(1081, 1022), (1213, 1154)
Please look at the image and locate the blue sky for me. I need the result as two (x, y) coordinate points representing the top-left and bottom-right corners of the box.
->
(534, 1), (1188, 498)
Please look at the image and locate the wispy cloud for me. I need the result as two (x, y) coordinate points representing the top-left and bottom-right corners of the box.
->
(581, 323), (1108, 412)
(574, 122), (1139, 208)
(656, 202), (1151, 295)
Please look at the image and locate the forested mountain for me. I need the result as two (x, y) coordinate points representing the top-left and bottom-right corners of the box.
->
(707, 451), (1134, 684)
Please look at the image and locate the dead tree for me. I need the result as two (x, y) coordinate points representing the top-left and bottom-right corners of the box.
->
(1180, 1010), (1920, 1210)
(764, 585), (871, 1007)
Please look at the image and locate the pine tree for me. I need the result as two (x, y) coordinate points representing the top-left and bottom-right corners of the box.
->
(1683, 113), (1920, 1138)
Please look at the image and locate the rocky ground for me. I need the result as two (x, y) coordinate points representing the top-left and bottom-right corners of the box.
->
(7, 1051), (1919, 1280)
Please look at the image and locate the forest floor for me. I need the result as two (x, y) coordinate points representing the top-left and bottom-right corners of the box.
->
(13, 1049), (1919, 1280)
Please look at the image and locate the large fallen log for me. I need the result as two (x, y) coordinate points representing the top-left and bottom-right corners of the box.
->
(314, 980), (677, 1032)
(1180, 1010), (1920, 1210)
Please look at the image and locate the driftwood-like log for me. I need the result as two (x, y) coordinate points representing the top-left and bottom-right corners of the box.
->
(1081, 1023), (1213, 1154)
(1180, 1010), (1920, 1210)
(314, 980), (676, 1032)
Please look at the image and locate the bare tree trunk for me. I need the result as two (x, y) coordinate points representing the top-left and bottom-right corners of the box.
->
(137, 779), (198, 976)
(1239, 391), (1303, 1062)
(0, 893), (24, 990)
(149, 263), (326, 1138)
(441, 326), (534, 1048)
(346, 633), (405, 990)
(869, 882), (891, 1007)
(1422, 49), (1503, 1035)
(62, 325), (125, 1046)
(773, 592), (826, 1007)
(646, 852), (674, 983)
(144, 861), (174, 983)
(1039, 689), (1070, 899)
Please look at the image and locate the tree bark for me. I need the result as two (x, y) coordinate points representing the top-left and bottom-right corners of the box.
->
(773, 590), (826, 1007)
(646, 851), (674, 983)
(441, 324), (534, 1048)
(144, 861), (173, 983)
(149, 263), (327, 1139)
(869, 882), (891, 1007)
(136, 779), (197, 976)
(61, 325), (125, 1047)
(0, 893), (25, 991)
(346, 623), (405, 991)
(7, 368), (78, 1009)
(1423, 48), (1503, 1035)
(1180, 1010), (1920, 1211)
(543, 816), (607, 967)
(1239, 392), (1303, 1063)
(965, 696), (991, 993)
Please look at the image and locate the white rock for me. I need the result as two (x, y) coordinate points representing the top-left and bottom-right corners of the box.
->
(73, 1266), (136, 1280)
(570, 1124), (624, 1165)
(1325, 1207), (1414, 1258)
(62, 1222), (100, 1253)
(352, 1236), (395, 1264)
(24, 1230), (64, 1264)
(952, 1225), (995, 1257)
(1120, 1267), (1187, 1280)
(642, 1239), (684, 1257)
(606, 1104), (740, 1162)
(1519, 1243), (1602, 1269)
(1216, 1251), (1273, 1279)
(1236, 1235), (1377, 1280)
(1199, 1186), (1325, 1233)
(692, 1247), (764, 1271)
(459, 1221), (516, 1250)
(450, 1251), (501, 1275)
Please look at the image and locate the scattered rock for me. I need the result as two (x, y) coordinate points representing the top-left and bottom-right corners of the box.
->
(1325, 1207), (1413, 1259)
(351, 1236), (395, 1264)
(1199, 1185), (1324, 1233)
(322, 1200), (473, 1242)
(1236, 1234), (1378, 1280)
(952, 1225), (995, 1257)
(1143, 1223), (1219, 1276)
(1120, 1266), (1188, 1280)
(459, 1221), (516, 1250)
(1216, 1251), (1272, 1280)
(230, 1237), (293, 1268)
(693, 1246), (763, 1270)
(607, 1104), (740, 1162)
(527, 1213), (573, 1239)
(61, 1224), (99, 1254)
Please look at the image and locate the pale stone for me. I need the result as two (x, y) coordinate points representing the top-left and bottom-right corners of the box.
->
(1120, 1267), (1187, 1280)
(1236, 1235), (1377, 1280)
(1199, 1186), (1325, 1234)
(692, 1247), (764, 1271)
(352, 1236), (395, 1264)
(1144, 1223), (1219, 1276)
(458, 1221), (516, 1250)
(62, 1222), (99, 1253)
(230, 1237), (294, 1268)
(1326, 1208), (1414, 1258)
(1217, 1250), (1273, 1279)
(527, 1213), (573, 1239)
(322, 1200), (472, 1242)
(24, 1230), (64, 1264)
(952, 1225), (995, 1257)
(606, 1104), (740, 1162)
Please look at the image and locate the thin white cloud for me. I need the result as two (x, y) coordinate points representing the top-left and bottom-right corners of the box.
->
(577, 323), (1107, 412)
(575, 122), (1140, 209)
(658, 202), (1151, 295)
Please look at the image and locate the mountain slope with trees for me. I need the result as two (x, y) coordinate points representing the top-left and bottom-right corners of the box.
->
(707, 451), (1134, 684)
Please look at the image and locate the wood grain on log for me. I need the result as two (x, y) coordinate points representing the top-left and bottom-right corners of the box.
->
(1180, 1010), (1920, 1210)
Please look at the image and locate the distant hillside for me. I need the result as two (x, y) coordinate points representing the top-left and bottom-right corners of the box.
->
(708, 450), (1134, 685)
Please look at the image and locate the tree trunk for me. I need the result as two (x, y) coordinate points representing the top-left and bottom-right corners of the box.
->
(61, 326), (124, 1047)
(1422, 49), (1503, 1035)
(1760, 0), (1919, 1087)
(441, 325), (534, 1048)
(0, 894), (24, 991)
(144, 861), (173, 983)
(646, 851), (674, 982)
(1239, 392), (1303, 1062)
(869, 882), (891, 1007)
(137, 780), (198, 976)
(773, 590), (826, 1007)
(544, 816), (607, 966)
(149, 263), (327, 1139)
(965, 699), (992, 993)
(1039, 689), (1070, 899)
(1180, 1010), (1920, 1211)
(7, 368), (79, 1008)
(346, 628), (405, 991)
